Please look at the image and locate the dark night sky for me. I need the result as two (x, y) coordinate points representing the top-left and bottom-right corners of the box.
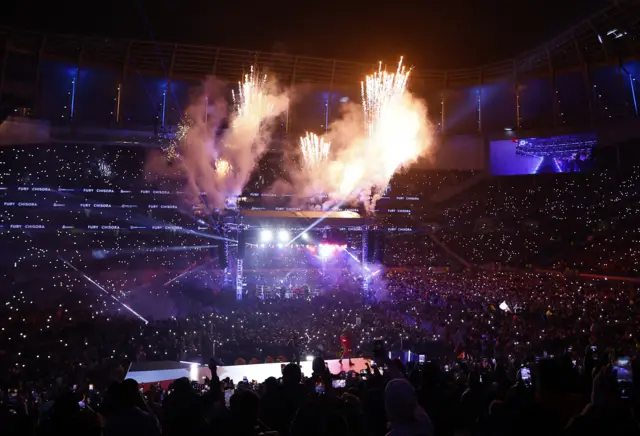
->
(2, 0), (610, 68)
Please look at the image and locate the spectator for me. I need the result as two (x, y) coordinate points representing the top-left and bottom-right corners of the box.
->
(385, 378), (434, 436)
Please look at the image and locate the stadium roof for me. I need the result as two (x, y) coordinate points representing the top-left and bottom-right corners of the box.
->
(0, 1), (639, 88)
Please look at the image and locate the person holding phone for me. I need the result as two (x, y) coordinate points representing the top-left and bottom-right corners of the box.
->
(564, 364), (638, 435)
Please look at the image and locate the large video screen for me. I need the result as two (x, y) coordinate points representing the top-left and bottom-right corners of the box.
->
(490, 133), (596, 176)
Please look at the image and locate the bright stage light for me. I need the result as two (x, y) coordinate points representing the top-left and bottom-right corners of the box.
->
(277, 230), (290, 242)
(301, 232), (309, 241)
(260, 229), (273, 242)
(317, 243), (347, 258)
(306, 355), (314, 361)
(318, 243), (334, 258)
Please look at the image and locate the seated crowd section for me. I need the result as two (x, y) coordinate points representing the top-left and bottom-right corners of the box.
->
(2, 269), (639, 436)
(4, 142), (639, 276)
(1, 140), (640, 436)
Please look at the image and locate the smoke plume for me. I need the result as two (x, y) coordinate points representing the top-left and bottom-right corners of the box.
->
(147, 71), (289, 209)
(147, 59), (433, 215)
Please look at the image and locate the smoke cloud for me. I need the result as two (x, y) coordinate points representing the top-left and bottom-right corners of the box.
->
(148, 72), (289, 209)
(147, 59), (434, 215)
(295, 91), (433, 212)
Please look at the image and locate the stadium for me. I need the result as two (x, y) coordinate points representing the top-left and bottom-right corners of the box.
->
(2, 2), (640, 312)
(2, 2), (640, 433)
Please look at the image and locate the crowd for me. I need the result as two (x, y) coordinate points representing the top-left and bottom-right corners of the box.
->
(2, 267), (639, 435)
(5, 141), (639, 277)
(432, 167), (640, 274)
(2, 143), (640, 435)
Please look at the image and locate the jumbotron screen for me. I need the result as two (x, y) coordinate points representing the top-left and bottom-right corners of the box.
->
(489, 133), (596, 176)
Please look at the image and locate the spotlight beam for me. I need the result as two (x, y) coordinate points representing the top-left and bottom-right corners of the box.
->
(341, 246), (371, 272)
(286, 199), (349, 245)
(164, 259), (216, 286)
(94, 244), (218, 259)
(57, 255), (149, 324)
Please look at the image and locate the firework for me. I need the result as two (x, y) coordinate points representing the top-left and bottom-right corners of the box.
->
(163, 127), (183, 160)
(97, 159), (113, 179)
(231, 66), (272, 129)
(215, 159), (232, 177)
(162, 141), (180, 161)
(361, 57), (410, 138)
(162, 116), (191, 161)
(322, 57), (430, 212)
(175, 117), (191, 142)
(300, 132), (330, 170)
(358, 57), (427, 204)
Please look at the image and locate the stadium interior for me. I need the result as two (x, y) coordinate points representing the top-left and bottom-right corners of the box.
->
(2, 1), (640, 290)
(2, 2), (640, 435)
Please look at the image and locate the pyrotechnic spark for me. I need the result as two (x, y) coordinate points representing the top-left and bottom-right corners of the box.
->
(325, 57), (429, 213)
(232, 66), (272, 129)
(162, 116), (191, 161)
(164, 143), (180, 161)
(215, 159), (232, 177)
(97, 159), (112, 179)
(175, 117), (191, 142)
(361, 57), (410, 138)
(300, 132), (330, 170)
